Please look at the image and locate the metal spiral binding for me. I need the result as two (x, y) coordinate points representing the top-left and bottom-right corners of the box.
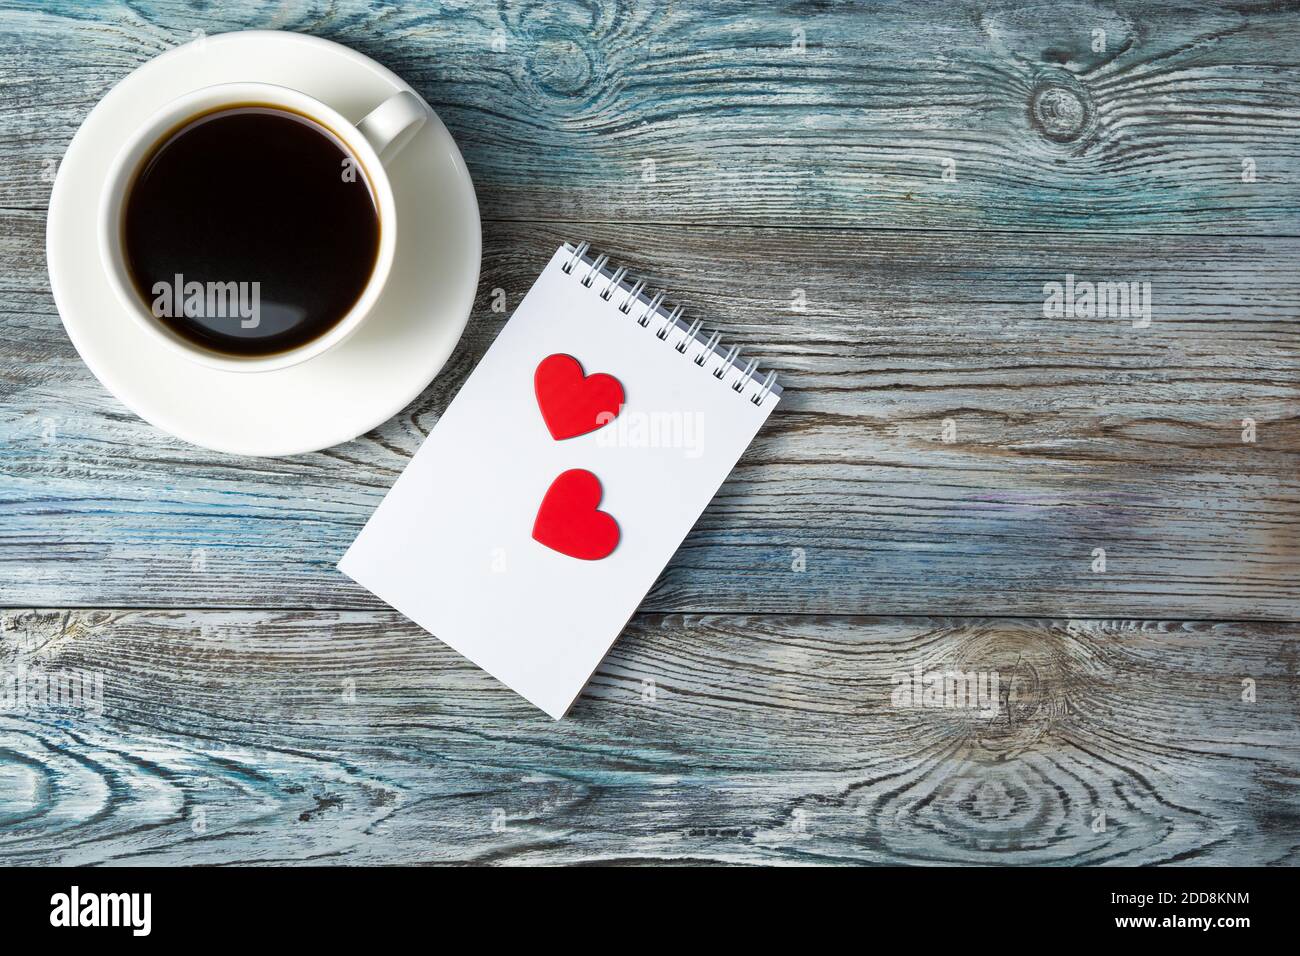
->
(561, 242), (782, 407)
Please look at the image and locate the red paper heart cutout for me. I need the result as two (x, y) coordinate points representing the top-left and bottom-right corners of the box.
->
(534, 353), (625, 440)
(532, 469), (620, 561)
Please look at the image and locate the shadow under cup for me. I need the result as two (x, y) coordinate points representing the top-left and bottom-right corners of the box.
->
(121, 103), (382, 358)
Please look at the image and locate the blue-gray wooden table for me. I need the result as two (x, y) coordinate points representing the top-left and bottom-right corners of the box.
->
(2, 0), (1298, 865)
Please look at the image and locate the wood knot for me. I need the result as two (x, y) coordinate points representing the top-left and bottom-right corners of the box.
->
(948, 623), (1073, 758)
(1029, 75), (1090, 142)
(528, 38), (595, 98)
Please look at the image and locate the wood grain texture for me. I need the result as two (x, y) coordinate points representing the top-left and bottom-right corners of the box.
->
(2, 0), (1299, 232)
(2, 609), (1296, 865)
(3, 218), (1296, 617)
(1, 0), (1298, 867)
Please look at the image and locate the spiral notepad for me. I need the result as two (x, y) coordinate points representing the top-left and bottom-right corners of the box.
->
(340, 243), (781, 717)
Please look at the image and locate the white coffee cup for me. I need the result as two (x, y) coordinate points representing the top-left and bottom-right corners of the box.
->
(98, 82), (427, 373)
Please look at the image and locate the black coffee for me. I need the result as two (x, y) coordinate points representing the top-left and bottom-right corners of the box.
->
(123, 105), (381, 356)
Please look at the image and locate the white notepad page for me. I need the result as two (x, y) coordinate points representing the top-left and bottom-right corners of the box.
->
(340, 244), (780, 718)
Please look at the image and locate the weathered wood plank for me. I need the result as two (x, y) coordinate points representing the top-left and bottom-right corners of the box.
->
(3, 0), (1299, 232)
(2, 217), (1296, 617)
(1, 609), (1295, 865)
(2, 214), (1300, 621)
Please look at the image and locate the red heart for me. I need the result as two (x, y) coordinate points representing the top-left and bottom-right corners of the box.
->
(532, 469), (620, 560)
(534, 353), (625, 440)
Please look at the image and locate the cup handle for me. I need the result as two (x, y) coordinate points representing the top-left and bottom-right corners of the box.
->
(356, 91), (428, 163)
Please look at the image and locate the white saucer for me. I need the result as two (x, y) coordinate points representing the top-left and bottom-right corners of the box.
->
(47, 31), (480, 456)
